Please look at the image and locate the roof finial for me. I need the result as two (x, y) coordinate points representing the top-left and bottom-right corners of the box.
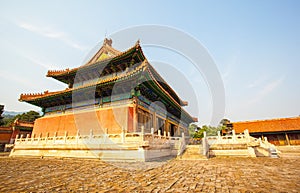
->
(103, 38), (112, 46)
(135, 39), (140, 46)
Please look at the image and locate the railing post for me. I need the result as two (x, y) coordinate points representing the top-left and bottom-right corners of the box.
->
(232, 130), (236, 142)
(31, 134), (35, 144)
(217, 131), (221, 140)
(76, 130), (80, 144)
(244, 129), (250, 142)
(89, 129), (93, 140)
(19, 134), (23, 145)
(168, 132), (171, 143)
(38, 133), (42, 144)
(53, 132), (57, 144)
(25, 134), (29, 142)
(104, 128), (108, 142)
(158, 129), (161, 139)
(258, 137), (262, 146)
(164, 131), (166, 138)
(141, 126), (145, 142)
(203, 131), (207, 156)
(151, 127), (154, 141)
(45, 132), (49, 144)
(64, 131), (68, 143)
(122, 127), (125, 143)
(182, 132), (185, 144)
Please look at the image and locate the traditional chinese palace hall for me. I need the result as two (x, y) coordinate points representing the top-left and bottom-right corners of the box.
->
(18, 38), (196, 141)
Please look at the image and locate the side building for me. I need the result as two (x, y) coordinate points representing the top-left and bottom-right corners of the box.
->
(0, 119), (34, 151)
(11, 39), (197, 160)
(230, 117), (300, 146)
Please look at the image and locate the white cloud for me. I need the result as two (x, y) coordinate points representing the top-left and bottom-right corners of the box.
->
(18, 22), (87, 50)
(23, 55), (58, 70)
(247, 76), (267, 88)
(247, 76), (285, 105)
(0, 70), (33, 88)
(221, 53), (239, 84)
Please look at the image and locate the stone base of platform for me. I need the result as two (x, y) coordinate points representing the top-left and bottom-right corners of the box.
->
(9, 132), (186, 161)
(10, 146), (175, 162)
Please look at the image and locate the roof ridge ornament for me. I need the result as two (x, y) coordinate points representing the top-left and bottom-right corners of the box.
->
(135, 39), (140, 46)
(103, 38), (112, 47)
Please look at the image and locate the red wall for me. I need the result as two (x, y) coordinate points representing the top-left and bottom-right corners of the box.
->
(33, 107), (132, 137)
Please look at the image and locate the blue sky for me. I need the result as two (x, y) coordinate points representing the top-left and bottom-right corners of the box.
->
(0, 0), (299, 125)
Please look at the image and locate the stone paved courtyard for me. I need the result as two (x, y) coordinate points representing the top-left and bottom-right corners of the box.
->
(0, 156), (299, 192)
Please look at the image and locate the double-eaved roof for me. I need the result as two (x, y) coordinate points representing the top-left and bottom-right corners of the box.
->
(20, 39), (196, 122)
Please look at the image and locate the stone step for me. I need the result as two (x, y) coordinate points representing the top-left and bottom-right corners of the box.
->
(276, 146), (300, 158)
(177, 145), (208, 160)
(279, 153), (300, 158)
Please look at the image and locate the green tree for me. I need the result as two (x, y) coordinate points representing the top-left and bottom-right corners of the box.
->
(220, 118), (230, 126)
(0, 105), (4, 126)
(15, 111), (40, 122)
(188, 123), (199, 137)
(200, 125), (223, 136)
(2, 111), (40, 126)
(190, 119), (232, 138)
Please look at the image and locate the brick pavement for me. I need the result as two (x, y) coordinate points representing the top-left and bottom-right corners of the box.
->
(0, 156), (299, 192)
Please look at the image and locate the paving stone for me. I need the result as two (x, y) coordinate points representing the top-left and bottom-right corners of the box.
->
(0, 157), (299, 192)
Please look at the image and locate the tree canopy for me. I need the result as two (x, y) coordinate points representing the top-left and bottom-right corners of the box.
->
(0, 111), (40, 126)
(189, 118), (230, 138)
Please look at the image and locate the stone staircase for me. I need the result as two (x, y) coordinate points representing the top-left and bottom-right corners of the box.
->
(178, 145), (208, 160)
(277, 146), (300, 158)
